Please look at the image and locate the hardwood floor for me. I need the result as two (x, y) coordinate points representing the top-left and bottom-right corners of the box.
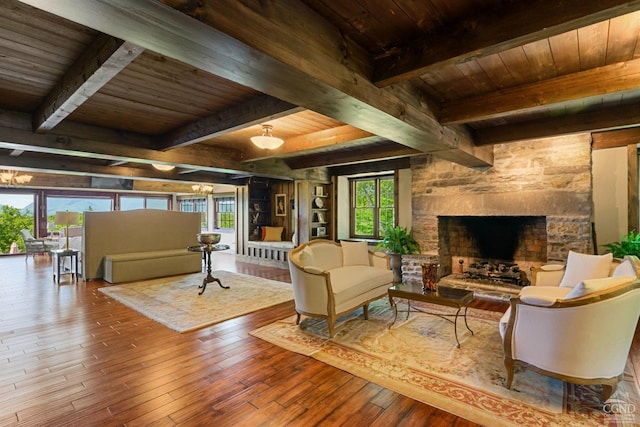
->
(0, 253), (511, 426)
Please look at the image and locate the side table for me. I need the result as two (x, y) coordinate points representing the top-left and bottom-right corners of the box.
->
(187, 244), (231, 295)
(50, 249), (79, 283)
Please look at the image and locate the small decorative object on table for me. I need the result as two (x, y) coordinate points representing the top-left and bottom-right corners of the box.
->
(421, 262), (439, 291)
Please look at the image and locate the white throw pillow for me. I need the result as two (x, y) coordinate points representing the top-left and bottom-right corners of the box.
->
(558, 251), (613, 288)
(613, 259), (637, 277)
(562, 276), (635, 299)
(341, 241), (370, 266)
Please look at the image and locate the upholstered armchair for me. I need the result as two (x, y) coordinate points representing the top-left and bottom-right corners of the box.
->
(500, 252), (640, 401)
(288, 240), (393, 337)
(20, 229), (58, 261)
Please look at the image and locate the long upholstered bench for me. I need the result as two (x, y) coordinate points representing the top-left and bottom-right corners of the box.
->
(104, 249), (202, 284)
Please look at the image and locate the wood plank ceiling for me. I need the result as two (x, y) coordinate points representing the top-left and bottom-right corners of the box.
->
(1, 0), (640, 190)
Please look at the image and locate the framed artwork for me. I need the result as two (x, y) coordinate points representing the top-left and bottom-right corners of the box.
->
(314, 186), (324, 196)
(317, 226), (327, 236)
(275, 193), (286, 216)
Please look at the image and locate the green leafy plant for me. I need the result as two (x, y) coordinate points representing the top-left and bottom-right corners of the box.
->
(376, 225), (421, 255)
(603, 230), (640, 258)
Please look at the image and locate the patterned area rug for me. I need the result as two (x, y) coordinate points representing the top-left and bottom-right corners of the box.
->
(98, 271), (293, 333)
(250, 299), (639, 426)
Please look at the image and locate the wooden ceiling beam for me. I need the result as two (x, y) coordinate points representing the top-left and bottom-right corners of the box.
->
(157, 94), (303, 150)
(18, 0), (492, 168)
(0, 114), (308, 180)
(440, 58), (640, 125)
(284, 141), (419, 169)
(592, 127), (640, 149)
(33, 34), (143, 132)
(475, 102), (640, 145)
(374, 0), (640, 86)
(0, 153), (241, 186)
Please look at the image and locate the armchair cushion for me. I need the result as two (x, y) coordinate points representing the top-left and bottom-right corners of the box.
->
(558, 251), (612, 288)
(562, 276), (636, 300)
(341, 241), (370, 266)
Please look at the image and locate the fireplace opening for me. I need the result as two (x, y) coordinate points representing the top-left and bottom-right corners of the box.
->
(438, 216), (547, 287)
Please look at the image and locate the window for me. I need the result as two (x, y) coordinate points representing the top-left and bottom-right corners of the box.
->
(215, 197), (234, 229)
(120, 196), (169, 210)
(179, 197), (207, 229)
(350, 174), (395, 239)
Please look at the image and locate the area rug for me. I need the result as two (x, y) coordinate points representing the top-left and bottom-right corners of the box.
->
(98, 271), (293, 333)
(250, 299), (640, 426)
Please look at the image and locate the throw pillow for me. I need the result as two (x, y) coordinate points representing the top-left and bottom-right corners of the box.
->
(613, 259), (637, 277)
(562, 276), (636, 299)
(341, 241), (370, 266)
(558, 251), (613, 288)
(299, 245), (315, 266)
(262, 226), (283, 241)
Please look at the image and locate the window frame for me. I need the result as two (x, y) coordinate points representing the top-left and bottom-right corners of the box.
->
(349, 173), (397, 240)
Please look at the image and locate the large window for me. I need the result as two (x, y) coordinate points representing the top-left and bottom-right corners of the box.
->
(179, 197), (207, 229)
(120, 196), (169, 211)
(350, 174), (395, 239)
(215, 197), (234, 229)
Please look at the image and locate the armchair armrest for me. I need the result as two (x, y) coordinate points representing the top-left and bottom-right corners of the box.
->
(369, 251), (390, 269)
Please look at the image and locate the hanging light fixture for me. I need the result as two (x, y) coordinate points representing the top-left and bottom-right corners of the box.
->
(152, 164), (175, 171)
(251, 124), (284, 149)
(0, 170), (33, 186)
(192, 184), (215, 195)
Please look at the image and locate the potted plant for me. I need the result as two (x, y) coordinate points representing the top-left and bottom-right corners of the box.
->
(376, 225), (421, 283)
(603, 230), (640, 258)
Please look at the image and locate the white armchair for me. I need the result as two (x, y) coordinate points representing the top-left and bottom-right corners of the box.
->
(19, 229), (58, 261)
(500, 252), (640, 401)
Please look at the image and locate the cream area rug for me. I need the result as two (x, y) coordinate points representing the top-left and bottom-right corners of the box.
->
(98, 271), (293, 333)
(250, 299), (640, 427)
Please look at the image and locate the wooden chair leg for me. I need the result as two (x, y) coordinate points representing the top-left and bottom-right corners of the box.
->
(363, 303), (369, 320)
(602, 378), (619, 401)
(504, 357), (514, 389)
(295, 312), (301, 325)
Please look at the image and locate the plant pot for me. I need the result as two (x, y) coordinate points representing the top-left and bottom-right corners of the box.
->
(388, 252), (403, 283)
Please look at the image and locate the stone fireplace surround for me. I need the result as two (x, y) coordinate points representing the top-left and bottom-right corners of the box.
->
(403, 134), (595, 288)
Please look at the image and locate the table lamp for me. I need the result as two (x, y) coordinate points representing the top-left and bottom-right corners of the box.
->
(54, 211), (79, 249)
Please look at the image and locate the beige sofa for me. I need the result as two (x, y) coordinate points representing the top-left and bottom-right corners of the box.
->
(500, 252), (640, 400)
(288, 240), (393, 337)
(83, 210), (202, 283)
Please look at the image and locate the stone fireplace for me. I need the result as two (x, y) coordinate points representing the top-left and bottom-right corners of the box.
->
(403, 134), (595, 287)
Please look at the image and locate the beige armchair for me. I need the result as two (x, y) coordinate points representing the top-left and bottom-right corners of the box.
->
(20, 229), (58, 261)
(288, 240), (393, 337)
(500, 277), (640, 401)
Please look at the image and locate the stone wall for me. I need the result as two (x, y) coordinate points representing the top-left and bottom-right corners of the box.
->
(404, 134), (594, 282)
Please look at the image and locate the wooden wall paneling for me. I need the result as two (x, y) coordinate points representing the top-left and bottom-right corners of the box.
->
(577, 21), (609, 70)
(628, 144), (639, 233)
(606, 12), (640, 64)
(269, 180), (295, 241)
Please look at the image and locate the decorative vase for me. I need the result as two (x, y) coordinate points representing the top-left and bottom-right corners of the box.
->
(388, 252), (403, 284)
(421, 262), (439, 291)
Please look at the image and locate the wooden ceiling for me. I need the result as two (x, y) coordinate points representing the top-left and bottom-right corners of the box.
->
(1, 0), (640, 190)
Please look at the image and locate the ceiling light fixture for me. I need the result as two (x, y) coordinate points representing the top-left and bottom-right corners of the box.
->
(192, 184), (215, 195)
(152, 164), (175, 171)
(251, 124), (284, 150)
(0, 170), (33, 186)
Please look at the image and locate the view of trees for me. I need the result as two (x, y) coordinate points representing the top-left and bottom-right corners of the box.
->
(353, 176), (394, 238)
(0, 205), (33, 253)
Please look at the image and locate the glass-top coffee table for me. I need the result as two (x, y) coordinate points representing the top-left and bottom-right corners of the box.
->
(388, 282), (474, 348)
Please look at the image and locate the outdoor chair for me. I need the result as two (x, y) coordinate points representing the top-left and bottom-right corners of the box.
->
(19, 229), (57, 261)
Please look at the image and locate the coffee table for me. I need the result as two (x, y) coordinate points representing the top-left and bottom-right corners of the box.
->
(388, 282), (474, 347)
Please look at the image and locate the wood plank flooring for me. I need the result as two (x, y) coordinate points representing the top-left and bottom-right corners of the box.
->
(0, 253), (628, 426)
